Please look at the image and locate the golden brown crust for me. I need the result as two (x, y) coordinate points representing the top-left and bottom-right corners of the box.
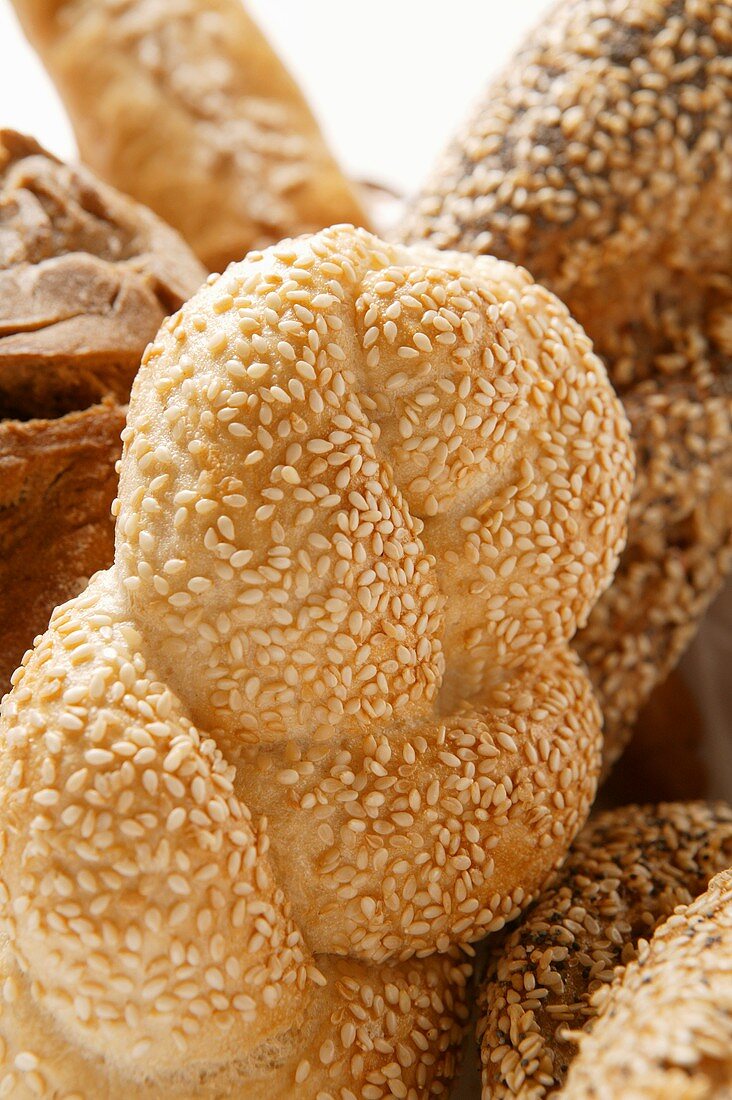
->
(0, 402), (125, 693)
(0, 945), (470, 1098)
(399, 0), (732, 770)
(0, 130), (204, 695)
(0, 226), (632, 1095)
(478, 801), (732, 1098)
(564, 868), (732, 1099)
(11, 0), (369, 271)
(236, 646), (603, 961)
(0, 129), (205, 418)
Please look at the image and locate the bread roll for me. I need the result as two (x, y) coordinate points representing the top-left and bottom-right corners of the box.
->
(0, 130), (205, 691)
(0, 225), (632, 1095)
(564, 867), (732, 1098)
(479, 801), (732, 1097)
(0, 129), (204, 417)
(10, 0), (368, 272)
(400, 0), (732, 772)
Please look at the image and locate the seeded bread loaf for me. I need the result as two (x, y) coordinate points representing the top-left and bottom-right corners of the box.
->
(0, 130), (205, 691)
(11, 0), (368, 272)
(0, 225), (632, 1096)
(564, 866), (732, 1098)
(479, 801), (732, 1098)
(400, 0), (732, 773)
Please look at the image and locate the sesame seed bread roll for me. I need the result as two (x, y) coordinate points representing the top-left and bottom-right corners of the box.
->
(564, 867), (732, 1099)
(479, 801), (732, 1098)
(400, 0), (732, 772)
(0, 937), (470, 1098)
(237, 645), (601, 960)
(0, 226), (631, 1095)
(10, 0), (368, 272)
(0, 130), (205, 693)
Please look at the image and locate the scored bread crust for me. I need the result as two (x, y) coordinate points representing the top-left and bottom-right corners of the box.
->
(10, 0), (369, 272)
(564, 867), (732, 1099)
(399, 0), (732, 771)
(0, 130), (205, 693)
(479, 801), (732, 1098)
(0, 225), (632, 1096)
(0, 129), (205, 419)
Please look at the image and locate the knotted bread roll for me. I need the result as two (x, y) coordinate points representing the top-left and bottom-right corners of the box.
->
(0, 225), (632, 1096)
(400, 0), (732, 772)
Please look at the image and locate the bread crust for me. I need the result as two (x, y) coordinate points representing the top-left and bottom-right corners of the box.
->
(564, 867), (732, 1099)
(11, 0), (368, 271)
(479, 801), (732, 1098)
(0, 402), (125, 692)
(0, 130), (205, 693)
(0, 225), (632, 1096)
(399, 0), (732, 771)
(0, 129), (205, 419)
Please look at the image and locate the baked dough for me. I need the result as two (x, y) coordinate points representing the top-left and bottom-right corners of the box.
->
(479, 801), (732, 1097)
(399, 0), (732, 772)
(565, 867), (732, 1099)
(0, 225), (632, 1096)
(11, 0), (369, 271)
(0, 130), (205, 692)
(0, 402), (126, 692)
(0, 129), (204, 418)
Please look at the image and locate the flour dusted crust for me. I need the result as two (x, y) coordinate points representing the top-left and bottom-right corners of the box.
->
(479, 801), (732, 1098)
(0, 130), (205, 694)
(0, 129), (205, 419)
(564, 868), (732, 1099)
(0, 226), (632, 1095)
(400, 0), (732, 770)
(11, 0), (368, 271)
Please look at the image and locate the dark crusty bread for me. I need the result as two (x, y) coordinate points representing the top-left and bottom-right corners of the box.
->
(0, 129), (204, 418)
(0, 402), (126, 689)
(0, 130), (205, 693)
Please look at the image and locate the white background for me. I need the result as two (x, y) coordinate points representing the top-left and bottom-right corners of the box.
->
(0, 0), (549, 196)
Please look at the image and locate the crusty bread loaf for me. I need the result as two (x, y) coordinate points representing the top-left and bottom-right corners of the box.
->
(479, 801), (732, 1098)
(0, 130), (205, 693)
(400, 0), (732, 773)
(0, 129), (205, 418)
(564, 867), (732, 1098)
(0, 943), (470, 1098)
(11, 0), (369, 272)
(0, 225), (632, 1096)
(0, 402), (126, 691)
